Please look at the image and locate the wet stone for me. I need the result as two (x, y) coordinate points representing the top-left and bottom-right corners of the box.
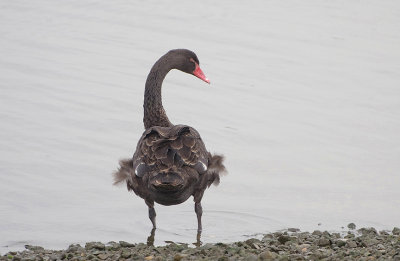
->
(393, 227), (400, 235)
(358, 227), (377, 236)
(278, 235), (291, 244)
(119, 241), (135, 248)
(66, 244), (83, 253)
(348, 223), (356, 230)
(85, 242), (105, 251)
(336, 240), (346, 247)
(312, 230), (322, 236)
(258, 250), (278, 260)
(24, 245), (44, 251)
(346, 241), (358, 248)
(317, 238), (331, 247)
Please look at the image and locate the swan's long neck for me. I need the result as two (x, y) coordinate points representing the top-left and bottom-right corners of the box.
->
(143, 55), (174, 129)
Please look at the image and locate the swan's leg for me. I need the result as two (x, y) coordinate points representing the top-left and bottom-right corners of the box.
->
(195, 202), (203, 232)
(145, 199), (156, 228)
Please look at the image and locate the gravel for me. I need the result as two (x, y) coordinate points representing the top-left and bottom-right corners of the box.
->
(2, 225), (400, 260)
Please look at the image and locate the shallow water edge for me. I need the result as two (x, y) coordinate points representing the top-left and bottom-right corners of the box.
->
(2, 226), (400, 260)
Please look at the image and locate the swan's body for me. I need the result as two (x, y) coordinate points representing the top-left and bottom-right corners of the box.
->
(113, 49), (225, 232)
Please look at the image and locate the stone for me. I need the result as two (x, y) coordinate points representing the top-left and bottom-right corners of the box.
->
(317, 238), (331, 247)
(336, 240), (346, 247)
(121, 250), (131, 259)
(347, 223), (356, 230)
(393, 227), (400, 235)
(346, 241), (357, 248)
(66, 244), (83, 253)
(312, 230), (322, 236)
(119, 241), (135, 248)
(24, 245), (44, 251)
(288, 228), (300, 233)
(258, 250), (277, 260)
(97, 253), (109, 260)
(85, 242), (105, 251)
(278, 235), (291, 244)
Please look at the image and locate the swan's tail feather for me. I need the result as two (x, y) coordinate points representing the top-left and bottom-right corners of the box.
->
(113, 158), (134, 185)
(207, 153), (227, 187)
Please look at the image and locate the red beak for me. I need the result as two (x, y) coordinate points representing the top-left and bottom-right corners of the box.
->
(193, 63), (210, 84)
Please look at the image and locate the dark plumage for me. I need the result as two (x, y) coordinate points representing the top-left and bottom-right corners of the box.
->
(113, 49), (225, 232)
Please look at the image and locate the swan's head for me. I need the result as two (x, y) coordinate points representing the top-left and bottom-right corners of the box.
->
(167, 49), (210, 84)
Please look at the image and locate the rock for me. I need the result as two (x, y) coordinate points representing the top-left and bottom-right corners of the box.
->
(278, 235), (291, 244)
(288, 228), (300, 233)
(24, 245), (44, 251)
(317, 238), (331, 247)
(66, 244), (83, 253)
(85, 242), (105, 251)
(258, 250), (277, 260)
(346, 241), (357, 248)
(119, 241), (135, 248)
(358, 227), (377, 236)
(377, 243), (385, 250)
(336, 240), (346, 247)
(244, 254), (257, 261)
(173, 254), (187, 261)
(97, 253), (109, 260)
(312, 230), (322, 236)
(393, 227), (400, 235)
(347, 223), (356, 230)
(121, 250), (131, 259)
(105, 241), (120, 251)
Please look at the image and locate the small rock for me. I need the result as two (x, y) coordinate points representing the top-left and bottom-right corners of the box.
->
(377, 243), (385, 250)
(348, 223), (356, 230)
(121, 250), (131, 259)
(174, 254), (187, 261)
(278, 235), (291, 244)
(244, 254), (257, 261)
(288, 228), (300, 233)
(393, 227), (400, 235)
(312, 230), (322, 236)
(245, 238), (262, 249)
(317, 238), (331, 247)
(24, 245), (44, 251)
(336, 240), (346, 247)
(97, 253), (109, 260)
(119, 241), (135, 248)
(346, 241), (357, 248)
(258, 250), (277, 260)
(106, 241), (120, 251)
(66, 244), (83, 253)
(85, 242), (105, 250)
(358, 227), (377, 236)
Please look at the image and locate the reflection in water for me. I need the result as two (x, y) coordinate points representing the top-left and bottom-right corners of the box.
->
(146, 228), (202, 247)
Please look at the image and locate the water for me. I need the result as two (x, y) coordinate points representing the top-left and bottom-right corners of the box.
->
(1, 0), (399, 252)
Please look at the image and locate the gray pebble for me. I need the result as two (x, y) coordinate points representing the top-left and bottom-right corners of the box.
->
(347, 223), (356, 230)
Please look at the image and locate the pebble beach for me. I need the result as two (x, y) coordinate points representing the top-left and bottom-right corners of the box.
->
(3, 226), (400, 261)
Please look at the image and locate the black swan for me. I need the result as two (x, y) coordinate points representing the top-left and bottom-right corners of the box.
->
(113, 49), (226, 232)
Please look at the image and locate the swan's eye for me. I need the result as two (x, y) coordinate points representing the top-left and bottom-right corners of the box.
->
(189, 58), (196, 65)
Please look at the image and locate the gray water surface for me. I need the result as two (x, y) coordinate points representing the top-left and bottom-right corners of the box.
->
(1, 0), (399, 252)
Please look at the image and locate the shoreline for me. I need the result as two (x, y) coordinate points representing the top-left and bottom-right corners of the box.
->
(2, 226), (400, 260)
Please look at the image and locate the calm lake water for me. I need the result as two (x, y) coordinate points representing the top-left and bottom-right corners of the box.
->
(1, 0), (399, 252)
